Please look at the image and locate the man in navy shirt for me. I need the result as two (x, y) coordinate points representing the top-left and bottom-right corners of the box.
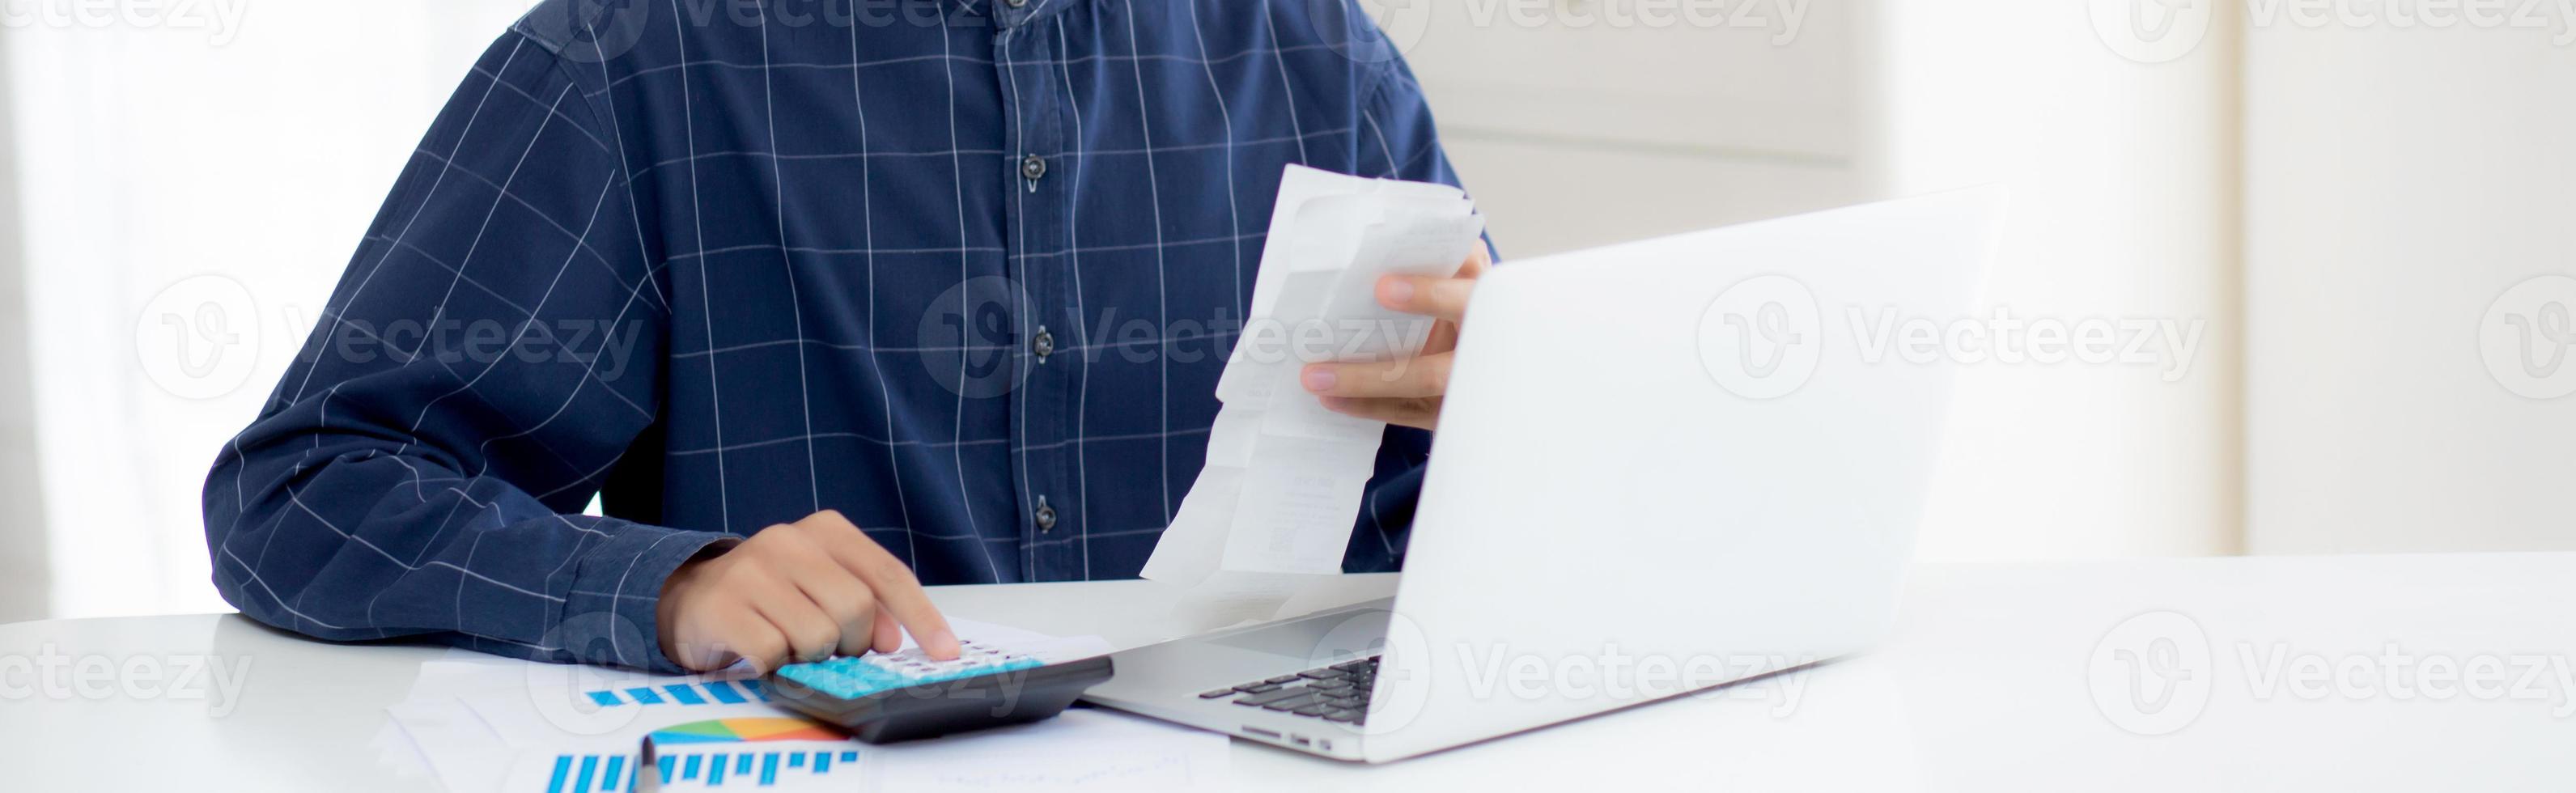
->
(204, 0), (1487, 672)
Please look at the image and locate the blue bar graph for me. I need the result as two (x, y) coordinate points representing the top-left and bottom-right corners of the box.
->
(706, 681), (748, 704)
(662, 684), (707, 705)
(545, 754), (639, 793)
(580, 750), (854, 791)
(580, 681), (767, 707)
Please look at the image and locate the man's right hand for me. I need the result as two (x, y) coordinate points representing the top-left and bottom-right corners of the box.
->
(656, 510), (960, 672)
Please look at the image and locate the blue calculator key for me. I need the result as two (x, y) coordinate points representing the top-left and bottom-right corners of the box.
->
(768, 647), (1114, 744)
(775, 645), (1046, 700)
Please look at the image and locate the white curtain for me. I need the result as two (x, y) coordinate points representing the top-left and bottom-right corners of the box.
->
(0, 31), (43, 621)
(6, 0), (538, 618)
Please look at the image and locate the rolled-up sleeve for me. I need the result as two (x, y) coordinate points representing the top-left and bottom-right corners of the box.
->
(203, 30), (721, 672)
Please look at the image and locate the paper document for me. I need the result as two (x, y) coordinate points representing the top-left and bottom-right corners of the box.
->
(374, 617), (1124, 792)
(863, 708), (1230, 792)
(1143, 164), (1484, 621)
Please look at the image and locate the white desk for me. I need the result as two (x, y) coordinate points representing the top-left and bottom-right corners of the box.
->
(5, 553), (2573, 791)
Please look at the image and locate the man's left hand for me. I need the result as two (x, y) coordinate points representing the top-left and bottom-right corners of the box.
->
(1299, 247), (1491, 431)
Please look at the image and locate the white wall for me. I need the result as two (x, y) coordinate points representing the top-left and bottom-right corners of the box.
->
(0, 30), (44, 622)
(7, 0), (535, 619)
(2245, 18), (2576, 553)
(1398, 0), (1865, 257)
(1863, 0), (2243, 559)
(1398, 1), (2247, 561)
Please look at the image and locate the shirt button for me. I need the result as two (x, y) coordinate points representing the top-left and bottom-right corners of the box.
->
(1020, 154), (1047, 182)
(1031, 326), (1055, 361)
(1034, 497), (1058, 532)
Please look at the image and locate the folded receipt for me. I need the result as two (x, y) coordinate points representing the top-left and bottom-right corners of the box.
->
(1142, 165), (1485, 622)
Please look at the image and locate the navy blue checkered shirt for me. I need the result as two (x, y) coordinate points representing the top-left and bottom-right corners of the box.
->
(203, 0), (1465, 671)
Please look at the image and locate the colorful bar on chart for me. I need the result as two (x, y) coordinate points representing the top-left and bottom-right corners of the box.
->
(663, 684), (707, 705)
(545, 755), (637, 793)
(626, 751), (855, 789)
(581, 681), (771, 708)
(706, 681), (748, 704)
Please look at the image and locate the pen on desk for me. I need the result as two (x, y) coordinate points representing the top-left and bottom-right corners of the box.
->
(634, 736), (658, 793)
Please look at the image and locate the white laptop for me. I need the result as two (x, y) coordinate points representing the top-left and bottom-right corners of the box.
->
(1080, 189), (2003, 762)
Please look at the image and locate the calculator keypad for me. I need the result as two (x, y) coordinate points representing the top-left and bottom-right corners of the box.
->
(775, 640), (1045, 700)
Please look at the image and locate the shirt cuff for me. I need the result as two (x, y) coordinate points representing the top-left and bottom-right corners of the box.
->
(562, 521), (738, 673)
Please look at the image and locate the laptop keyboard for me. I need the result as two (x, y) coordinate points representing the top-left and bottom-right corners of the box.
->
(1195, 656), (1378, 726)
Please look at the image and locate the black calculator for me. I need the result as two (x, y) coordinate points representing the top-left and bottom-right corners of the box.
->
(766, 641), (1115, 744)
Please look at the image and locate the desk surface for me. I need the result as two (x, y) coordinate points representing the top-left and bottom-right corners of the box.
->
(5, 553), (2574, 791)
